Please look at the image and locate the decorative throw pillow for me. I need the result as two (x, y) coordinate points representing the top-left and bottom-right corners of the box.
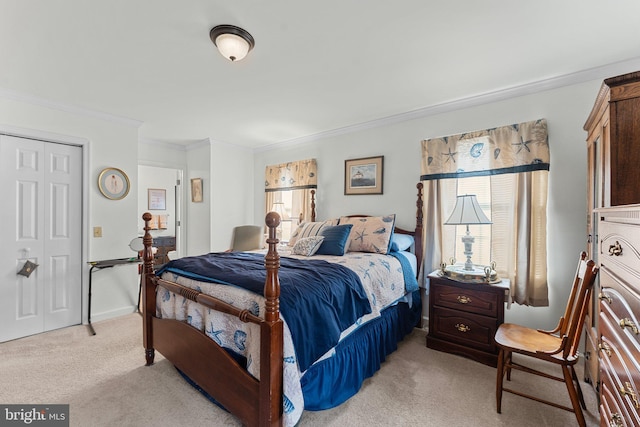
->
(315, 224), (353, 256)
(339, 214), (396, 254)
(287, 218), (339, 246)
(291, 236), (325, 256)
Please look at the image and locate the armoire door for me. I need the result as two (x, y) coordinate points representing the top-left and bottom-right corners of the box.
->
(0, 135), (82, 342)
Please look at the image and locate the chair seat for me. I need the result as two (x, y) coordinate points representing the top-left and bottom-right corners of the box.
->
(495, 323), (577, 364)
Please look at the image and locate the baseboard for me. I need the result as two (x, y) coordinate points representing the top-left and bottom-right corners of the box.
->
(88, 305), (138, 324)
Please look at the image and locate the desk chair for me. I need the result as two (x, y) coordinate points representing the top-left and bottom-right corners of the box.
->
(230, 225), (263, 251)
(494, 252), (599, 427)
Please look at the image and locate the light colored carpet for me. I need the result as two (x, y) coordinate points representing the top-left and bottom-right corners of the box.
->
(0, 314), (600, 426)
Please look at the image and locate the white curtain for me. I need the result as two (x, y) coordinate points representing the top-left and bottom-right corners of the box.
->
(264, 189), (315, 224)
(420, 119), (549, 306)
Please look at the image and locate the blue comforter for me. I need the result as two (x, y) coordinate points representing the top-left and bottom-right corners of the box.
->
(157, 252), (372, 371)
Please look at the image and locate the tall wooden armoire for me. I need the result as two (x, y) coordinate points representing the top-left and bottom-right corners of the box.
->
(583, 71), (640, 426)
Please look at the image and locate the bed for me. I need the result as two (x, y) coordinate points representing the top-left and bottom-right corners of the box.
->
(141, 183), (425, 427)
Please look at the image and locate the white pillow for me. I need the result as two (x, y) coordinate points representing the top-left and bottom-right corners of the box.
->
(291, 236), (325, 256)
(390, 234), (414, 252)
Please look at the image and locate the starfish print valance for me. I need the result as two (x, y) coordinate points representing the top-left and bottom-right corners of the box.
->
(420, 119), (549, 180)
(265, 158), (317, 191)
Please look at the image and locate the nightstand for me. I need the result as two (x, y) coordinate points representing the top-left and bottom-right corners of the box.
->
(427, 271), (509, 367)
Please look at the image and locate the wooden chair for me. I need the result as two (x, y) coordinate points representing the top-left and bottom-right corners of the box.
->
(494, 251), (599, 427)
(229, 225), (263, 251)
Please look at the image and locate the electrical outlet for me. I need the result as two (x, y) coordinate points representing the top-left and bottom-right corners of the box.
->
(93, 226), (102, 238)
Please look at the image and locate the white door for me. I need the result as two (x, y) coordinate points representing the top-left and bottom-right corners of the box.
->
(0, 135), (82, 342)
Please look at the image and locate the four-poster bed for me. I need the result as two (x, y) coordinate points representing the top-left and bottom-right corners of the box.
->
(141, 183), (424, 427)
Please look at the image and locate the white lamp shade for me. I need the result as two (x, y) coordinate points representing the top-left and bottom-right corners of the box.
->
(271, 202), (288, 220)
(445, 194), (492, 225)
(214, 33), (251, 61)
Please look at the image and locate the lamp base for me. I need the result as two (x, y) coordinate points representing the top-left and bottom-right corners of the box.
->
(440, 263), (500, 284)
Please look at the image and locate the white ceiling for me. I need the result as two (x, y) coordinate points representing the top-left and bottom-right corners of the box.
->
(2, 1), (640, 150)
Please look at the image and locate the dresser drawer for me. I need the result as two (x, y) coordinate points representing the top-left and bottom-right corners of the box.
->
(431, 282), (501, 317)
(430, 306), (498, 353)
(600, 269), (640, 351)
(599, 313), (640, 423)
(599, 217), (640, 292)
(600, 366), (635, 427)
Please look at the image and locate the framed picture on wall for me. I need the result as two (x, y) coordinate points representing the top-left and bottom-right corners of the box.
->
(98, 167), (130, 200)
(191, 178), (203, 202)
(344, 156), (384, 195)
(148, 188), (166, 210)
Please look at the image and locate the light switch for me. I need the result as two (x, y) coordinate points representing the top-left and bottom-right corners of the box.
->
(93, 226), (102, 238)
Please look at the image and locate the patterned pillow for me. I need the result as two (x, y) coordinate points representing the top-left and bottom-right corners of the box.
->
(291, 236), (325, 256)
(339, 214), (396, 254)
(288, 218), (338, 246)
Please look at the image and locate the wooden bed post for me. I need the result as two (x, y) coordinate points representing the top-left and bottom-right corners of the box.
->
(310, 189), (316, 222)
(415, 182), (424, 277)
(142, 212), (156, 366)
(261, 212), (284, 426)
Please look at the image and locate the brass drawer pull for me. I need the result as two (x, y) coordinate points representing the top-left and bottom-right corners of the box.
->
(457, 295), (471, 304)
(619, 382), (640, 409)
(455, 323), (470, 333)
(609, 413), (622, 427)
(598, 292), (612, 304)
(608, 241), (622, 256)
(598, 341), (612, 357)
(619, 318), (639, 334)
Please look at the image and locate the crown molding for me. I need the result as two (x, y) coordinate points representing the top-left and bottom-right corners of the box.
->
(186, 138), (213, 151)
(0, 123), (89, 145)
(0, 87), (143, 128)
(139, 137), (188, 151)
(256, 56), (640, 153)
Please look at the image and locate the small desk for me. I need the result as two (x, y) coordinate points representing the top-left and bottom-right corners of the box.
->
(87, 258), (141, 335)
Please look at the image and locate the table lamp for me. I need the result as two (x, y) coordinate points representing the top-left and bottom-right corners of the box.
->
(445, 194), (492, 271)
(271, 202), (287, 241)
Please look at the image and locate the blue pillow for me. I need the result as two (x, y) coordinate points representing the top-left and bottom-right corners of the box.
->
(390, 234), (415, 252)
(316, 224), (353, 256)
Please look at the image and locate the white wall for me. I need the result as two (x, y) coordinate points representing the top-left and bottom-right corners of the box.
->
(210, 141), (255, 252)
(186, 142), (212, 256)
(253, 79), (603, 330)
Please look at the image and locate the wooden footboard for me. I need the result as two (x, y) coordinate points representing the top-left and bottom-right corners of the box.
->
(142, 212), (284, 427)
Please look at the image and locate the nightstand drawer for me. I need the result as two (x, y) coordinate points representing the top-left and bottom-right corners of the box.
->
(430, 306), (498, 353)
(431, 282), (501, 317)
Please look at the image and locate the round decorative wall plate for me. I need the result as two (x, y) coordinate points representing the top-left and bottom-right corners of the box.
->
(98, 167), (130, 200)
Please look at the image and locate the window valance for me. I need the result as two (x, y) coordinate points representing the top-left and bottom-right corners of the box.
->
(265, 159), (317, 192)
(420, 119), (549, 181)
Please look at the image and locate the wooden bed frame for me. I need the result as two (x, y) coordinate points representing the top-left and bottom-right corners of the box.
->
(142, 183), (424, 427)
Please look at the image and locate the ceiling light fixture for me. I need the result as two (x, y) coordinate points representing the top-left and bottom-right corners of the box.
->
(209, 25), (255, 62)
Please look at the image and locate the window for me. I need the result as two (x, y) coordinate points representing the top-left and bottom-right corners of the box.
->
(270, 190), (295, 243)
(264, 159), (318, 243)
(421, 119), (550, 306)
(451, 176), (492, 267)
